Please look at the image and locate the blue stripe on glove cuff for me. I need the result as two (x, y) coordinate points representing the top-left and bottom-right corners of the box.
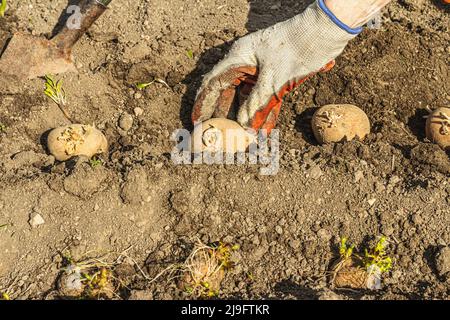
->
(318, 0), (363, 35)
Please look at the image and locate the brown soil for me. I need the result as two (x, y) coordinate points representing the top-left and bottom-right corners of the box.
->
(0, 1), (449, 300)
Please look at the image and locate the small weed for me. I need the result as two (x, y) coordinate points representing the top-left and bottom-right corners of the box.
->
(44, 75), (66, 105)
(0, 0), (7, 17)
(186, 49), (194, 60)
(363, 236), (392, 273)
(57, 249), (132, 300)
(339, 237), (355, 259)
(136, 78), (170, 90)
(1, 292), (10, 300)
(0, 223), (10, 229)
(44, 75), (71, 121)
(89, 157), (103, 168)
(0, 123), (6, 133)
(331, 236), (393, 290)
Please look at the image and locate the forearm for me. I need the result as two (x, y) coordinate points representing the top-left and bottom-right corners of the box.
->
(324, 0), (392, 28)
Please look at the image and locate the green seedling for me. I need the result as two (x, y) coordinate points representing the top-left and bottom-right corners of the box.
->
(339, 237), (355, 259)
(136, 78), (170, 90)
(0, 223), (10, 229)
(0, 123), (6, 133)
(58, 250), (126, 300)
(363, 236), (392, 273)
(89, 157), (103, 168)
(0, 0), (7, 17)
(1, 292), (10, 300)
(44, 75), (71, 121)
(331, 236), (393, 290)
(186, 49), (194, 60)
(44, 75), (66, 105)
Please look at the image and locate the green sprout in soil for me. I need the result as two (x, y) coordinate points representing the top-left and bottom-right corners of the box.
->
(1, 292), (10, 300)
(363, 236), (392, 273)
(339, 237), (355, 259)
(89, 157), (103, 168)
(331, 236), (393, 290)
(0, 123), (6, 133)
(0, 0), (7, 17)
(58, 250), (127, 300)
(44, 75), (72, 121)
(186, 49), (194, 60)
(136, 78), (170, 90)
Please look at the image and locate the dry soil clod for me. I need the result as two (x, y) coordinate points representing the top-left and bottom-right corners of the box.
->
(47, 124), (108, 161)
(312, 104), (371, 144)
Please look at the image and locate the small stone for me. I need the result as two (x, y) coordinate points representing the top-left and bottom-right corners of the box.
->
(29, 214), (45, 227)
(119, 113), (133, 131)
(435, 247), (450, 278)
(134, 107), (144, 117)
(354, 170), (364, 183)
(389, 175), (401, 185)
(368, 198), (377, 206)
(411, 213), (423, 225)
(275, 225), (283, 235)
(307, 165), (323, 179)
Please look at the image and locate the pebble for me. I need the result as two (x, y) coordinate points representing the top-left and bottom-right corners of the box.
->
(307, 165), (323, 180)
(354, 170), (364, 183)
(134, 107), (144, 117)
(275, 226), (283, 235)
(368, 198), (377, 206)
(119, 113), (134, 131)
(389, 175), (401, 185)
(29, 213), (45, 227)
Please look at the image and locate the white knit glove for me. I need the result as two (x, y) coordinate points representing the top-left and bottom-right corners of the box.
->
(192, 0), (362, 131)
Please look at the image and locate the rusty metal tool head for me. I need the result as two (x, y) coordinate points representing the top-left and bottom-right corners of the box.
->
(0, 0), (112, 82)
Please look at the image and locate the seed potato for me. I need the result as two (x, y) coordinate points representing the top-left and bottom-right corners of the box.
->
(47, 124), (108, 161)
(425, 107), (450, 151)
(312, 104), (370, 144)
(191, 118), (255, 153)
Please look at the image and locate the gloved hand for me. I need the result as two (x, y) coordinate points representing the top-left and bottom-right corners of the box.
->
(192, 0), (365, 132)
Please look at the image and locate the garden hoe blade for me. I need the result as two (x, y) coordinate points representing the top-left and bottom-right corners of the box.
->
(0, 33), (76, 81)
(0, 0), (111, 82)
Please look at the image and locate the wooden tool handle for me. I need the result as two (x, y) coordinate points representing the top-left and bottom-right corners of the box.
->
(51, 0), (111, 51)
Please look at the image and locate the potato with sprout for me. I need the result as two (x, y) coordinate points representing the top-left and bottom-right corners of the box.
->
(426, 107), (450, 151)
(312, 104), (370, 144)
(191, 118), (255, 153)
(47, 124), (108, 161)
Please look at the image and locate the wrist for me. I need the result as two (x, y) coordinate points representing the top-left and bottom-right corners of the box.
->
(319, 0), (363, 34)
(323, 0), (390, 29)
